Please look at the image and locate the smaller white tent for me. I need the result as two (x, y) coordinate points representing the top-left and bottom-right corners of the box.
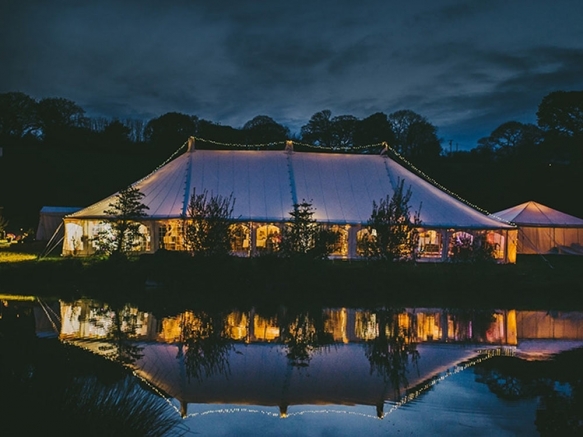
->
(36, 206), (83, 241)
(492, 201), (583, 255)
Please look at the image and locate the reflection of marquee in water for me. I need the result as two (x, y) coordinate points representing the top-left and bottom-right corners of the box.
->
(51, 301), (583, 417)
(56, 301), (528, 417)
(135, 342), (508, 418)
(67, 335), (508, 419)
(51, 301), (583, 418)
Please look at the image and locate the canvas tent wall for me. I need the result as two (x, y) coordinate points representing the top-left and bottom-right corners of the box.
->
(62, 139), (517, 262)
(492, 201), (583, 255)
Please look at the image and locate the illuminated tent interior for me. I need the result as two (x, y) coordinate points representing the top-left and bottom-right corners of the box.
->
(62, 138), (517, 262)
(492, 201), (583, 255)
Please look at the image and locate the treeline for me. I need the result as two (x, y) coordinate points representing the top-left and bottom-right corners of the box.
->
(0, 92), (444, 160)
(0, 90), (582, 232)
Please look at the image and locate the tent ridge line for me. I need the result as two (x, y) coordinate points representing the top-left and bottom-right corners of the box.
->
(286, 152), (298, 207)
(181, 149), (194, 217)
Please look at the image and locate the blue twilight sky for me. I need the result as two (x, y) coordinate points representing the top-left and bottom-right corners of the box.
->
(1, 0), (583, 151)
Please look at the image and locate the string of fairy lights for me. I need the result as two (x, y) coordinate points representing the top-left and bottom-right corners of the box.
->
(145, 136), (513, 225)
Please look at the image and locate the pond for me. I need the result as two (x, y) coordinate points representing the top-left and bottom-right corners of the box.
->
(2, 296), (583, 436)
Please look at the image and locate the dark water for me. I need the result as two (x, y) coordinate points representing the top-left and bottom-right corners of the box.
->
(2, 297), (583, 436)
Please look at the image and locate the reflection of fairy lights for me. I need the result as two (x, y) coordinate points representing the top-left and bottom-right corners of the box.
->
(286, 409), (379, 420)
(186, 408), (279, 419)
(381, 347), (515, 419)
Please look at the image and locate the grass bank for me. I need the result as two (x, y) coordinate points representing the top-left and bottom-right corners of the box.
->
(1, 244), (582, 311)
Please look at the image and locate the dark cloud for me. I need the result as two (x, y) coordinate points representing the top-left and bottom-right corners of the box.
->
(1, 0), (583, 149)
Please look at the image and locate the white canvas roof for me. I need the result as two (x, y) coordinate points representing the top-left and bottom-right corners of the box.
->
(493, 201), (583, 227)
(68, 148), (514, 230)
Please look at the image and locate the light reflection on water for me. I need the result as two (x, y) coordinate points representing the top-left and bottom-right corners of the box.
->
(4, 297), (583, 436)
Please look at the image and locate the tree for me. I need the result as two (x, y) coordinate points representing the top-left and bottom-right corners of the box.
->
(279, 308), (334, 368)
(281, 200), (319, 256)
(280, 200), (339, 259)
(300, 110), (362, 149)
(330, 114), (358, 149)
(101, 119), (132, 149)
(537, 90), (583, 163)
(196, 119), (244, 147)
(93, 186), (150, 257)
(300, 110), (334, 147)
(537, 90), (583, 137)
(0, 92), (38, 142)
(89, 303), (144, 365)
(242, 115), (290, 145)
(123, 118), (147, 143)
(361, 179), (421, 262)
(179, 310), (234, 381)
(476, 121), (543, 160)
(144, 112), (198, 152)
(353, 112), (395, 148)
(36, 97), (88, 140)
(91, 117), (146, 144)
(183, 188), (235, 257)
(388, 110), (442, 160)
(361, 308), (419, 404)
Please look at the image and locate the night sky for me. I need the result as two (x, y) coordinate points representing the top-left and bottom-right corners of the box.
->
(2, 0), (583, 150)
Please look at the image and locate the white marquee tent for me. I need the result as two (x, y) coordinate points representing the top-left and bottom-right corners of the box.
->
(492, 201), (583, 255)
(62, 139), (517, 262)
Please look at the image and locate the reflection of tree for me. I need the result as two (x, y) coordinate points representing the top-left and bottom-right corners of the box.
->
(446, 308), (496, 342)
(89, 302), (144, 366)
(279, 308), (334, 367)
(361, 308), (420, 397)
(179, 311), (234, 381)
(475, 348), (583, 436)
(474, 356), (548, 400)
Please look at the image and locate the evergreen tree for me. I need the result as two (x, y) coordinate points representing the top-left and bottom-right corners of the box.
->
(281, 200), (339, 259)
(94, 186), (149, 257)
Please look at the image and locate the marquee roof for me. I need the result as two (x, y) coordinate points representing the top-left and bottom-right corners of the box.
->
(492, 201), (583, 227)
(68, 146), (514, 230)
